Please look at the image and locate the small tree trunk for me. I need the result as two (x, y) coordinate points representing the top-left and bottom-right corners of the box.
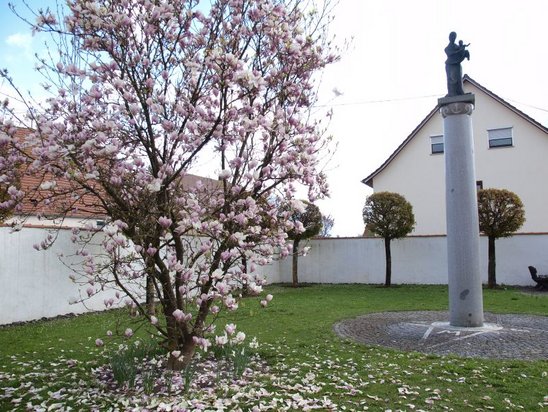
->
(241, 254), (249, 295)
(146, 275), (156, 315)
(487, 235), (497, 289)
(292, 238), (300, 287)
(384, 237), (392, 287)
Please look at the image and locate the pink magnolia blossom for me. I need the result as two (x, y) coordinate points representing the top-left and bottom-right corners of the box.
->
(215, 334), (228, 346)
(173, 309), (192, 323)
(216, 282), (230, 295)
(224, 296), (238, 311)
(291, 199), (306, 213)
(192, 336), (211, 352)
(158, 216), (172, 229)
(36, 12), (57, 27)
(147, 179), (161, 192)
(294, 221), (305, 234)
(112, 234), (126, 246)
(211, 269), (223, 279)
(233, 331), (246, 344)
(199, 242), (211, 253)
(220, 250), (232, 262)
(225, 323), (236, 335)
(95, 338), (104, 347)
(172, 309), (185, 323)
(247, 283), (263, 296)
(124, 328), (133, 338)
(218, 169), (231, 179)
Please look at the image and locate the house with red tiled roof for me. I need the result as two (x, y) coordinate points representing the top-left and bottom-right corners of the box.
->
(362, 75), (548, 235)
(0, 128), (107, 229)
(2, 128), (223, 229)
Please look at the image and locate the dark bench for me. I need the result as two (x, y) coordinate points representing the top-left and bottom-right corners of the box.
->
(527, 266), (548, 290)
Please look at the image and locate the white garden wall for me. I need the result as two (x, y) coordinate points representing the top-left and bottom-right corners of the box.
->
(262, 234), (548, 287)
(2, 227), (546, 325)
(0, 227), (119, 325)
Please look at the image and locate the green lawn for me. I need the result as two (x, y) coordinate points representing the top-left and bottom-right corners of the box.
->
(1, 284), (546, 410)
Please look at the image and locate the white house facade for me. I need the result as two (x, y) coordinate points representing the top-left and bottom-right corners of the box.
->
(362, 76), (548, 236)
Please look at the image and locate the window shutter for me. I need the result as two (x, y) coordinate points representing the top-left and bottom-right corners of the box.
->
(488, 127), (513, 148)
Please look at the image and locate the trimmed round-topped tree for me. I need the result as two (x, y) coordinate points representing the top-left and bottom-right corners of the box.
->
(362, 191), (415, 287)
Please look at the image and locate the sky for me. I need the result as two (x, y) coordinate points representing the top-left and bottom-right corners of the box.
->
(1, 0), (547, 236)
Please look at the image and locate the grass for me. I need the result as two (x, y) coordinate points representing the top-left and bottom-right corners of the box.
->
(1, 284), (546, 410)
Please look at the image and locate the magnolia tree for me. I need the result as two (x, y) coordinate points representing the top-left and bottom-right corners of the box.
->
(0, 0), (337, 370)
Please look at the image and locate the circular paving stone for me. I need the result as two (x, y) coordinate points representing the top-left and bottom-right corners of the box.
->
(333, 311), (548, 360)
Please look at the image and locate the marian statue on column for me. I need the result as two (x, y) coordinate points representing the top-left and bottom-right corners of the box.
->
(444, 32), (470, 96)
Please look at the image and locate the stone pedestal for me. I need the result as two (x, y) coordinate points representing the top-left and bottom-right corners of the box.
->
(439, 94), (484, 327)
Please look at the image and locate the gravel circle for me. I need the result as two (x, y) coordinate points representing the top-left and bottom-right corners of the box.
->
(333, 311), (548, 360)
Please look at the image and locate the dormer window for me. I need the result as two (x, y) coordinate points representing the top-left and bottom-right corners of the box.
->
(488, 127), (513, 148)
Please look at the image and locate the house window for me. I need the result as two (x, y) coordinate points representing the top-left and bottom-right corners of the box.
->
(476, 180), (483, 191)
(488, 127), (513, 148)
(430, 135), (444, 154)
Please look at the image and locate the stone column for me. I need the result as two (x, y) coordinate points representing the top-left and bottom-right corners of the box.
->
(439, 94), (484, 327)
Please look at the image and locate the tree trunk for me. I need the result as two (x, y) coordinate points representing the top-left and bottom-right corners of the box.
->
(292, 239), (300, 287)
(241, 254), (249, 295)
(487, 235), (497, 289)
(166, 338), (196, 371)
(146, 275), (156, 315)
(384, 238), (392, 287)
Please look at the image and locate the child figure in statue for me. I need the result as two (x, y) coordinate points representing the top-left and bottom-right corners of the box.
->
(458, 40), (470, 60)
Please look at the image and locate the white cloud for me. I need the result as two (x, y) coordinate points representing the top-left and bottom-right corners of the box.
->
(5, 32), (33, 59)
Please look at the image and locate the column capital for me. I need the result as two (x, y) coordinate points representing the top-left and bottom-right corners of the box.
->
(440, 102), (474, 118)
(438, 93), (475, 118)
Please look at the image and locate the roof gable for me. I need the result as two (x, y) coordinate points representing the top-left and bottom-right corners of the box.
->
(362, 75), (548, 188)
